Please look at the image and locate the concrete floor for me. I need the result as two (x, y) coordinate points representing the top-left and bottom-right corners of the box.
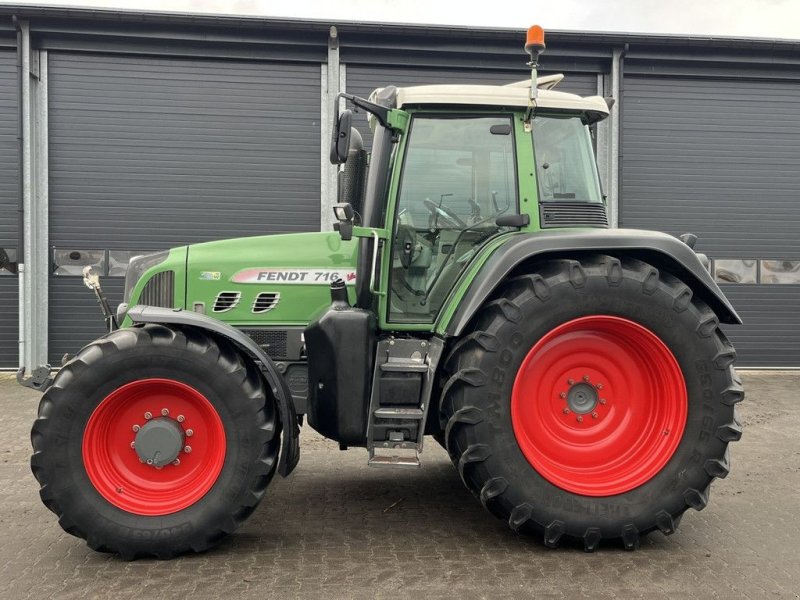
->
(0, 371), (798, 599)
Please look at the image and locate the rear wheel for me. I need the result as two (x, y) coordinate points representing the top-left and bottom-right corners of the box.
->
(440, 255), (743, 550)
(31, 324), (280, 559)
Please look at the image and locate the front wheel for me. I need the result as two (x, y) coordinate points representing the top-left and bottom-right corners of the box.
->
(30, 324), (280, 559)
(440, 255), (743, 551)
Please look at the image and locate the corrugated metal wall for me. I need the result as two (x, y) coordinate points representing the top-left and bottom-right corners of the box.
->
(0, 50), (18, 368)
(47, 53), (321, 362)
(622, 76), (800, 366)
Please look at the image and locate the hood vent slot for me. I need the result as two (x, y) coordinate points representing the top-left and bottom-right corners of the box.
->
(540, 201), (609, 228)
(213, 291), (241, 313)
(252, 292), (280, 313)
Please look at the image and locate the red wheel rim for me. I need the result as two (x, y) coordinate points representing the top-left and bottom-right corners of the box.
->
(511, 315), (687, 496)
(82, 378), (226, 515)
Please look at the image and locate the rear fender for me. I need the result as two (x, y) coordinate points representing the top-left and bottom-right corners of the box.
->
(127, 305), (300, 477)
(440, 229), (742, 337)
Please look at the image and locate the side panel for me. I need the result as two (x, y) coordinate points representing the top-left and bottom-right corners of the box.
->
(185, 231), (358, 325)
(437, 229), (741, 337)
(0, 50), (18, 367)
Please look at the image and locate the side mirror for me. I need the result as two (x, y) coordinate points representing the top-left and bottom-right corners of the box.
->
(332, 202), (355, 241)
(329, 109), (353, 165)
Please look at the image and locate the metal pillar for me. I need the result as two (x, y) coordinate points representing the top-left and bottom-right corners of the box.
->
(17, 18), (48, 371)
(320, 26), (342, 232)
(595, 73), (610, 210)
(608, 48), (624, 228)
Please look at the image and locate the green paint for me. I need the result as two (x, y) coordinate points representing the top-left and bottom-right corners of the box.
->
(123, 104), (605, 337)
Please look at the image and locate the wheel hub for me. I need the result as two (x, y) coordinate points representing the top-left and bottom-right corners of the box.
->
(134, 417), (185, 467)
(565, 382), (598, 414)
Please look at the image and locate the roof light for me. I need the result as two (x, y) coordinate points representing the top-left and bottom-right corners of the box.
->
(524, 25), (546, 106)
(525, 25), (546, 53)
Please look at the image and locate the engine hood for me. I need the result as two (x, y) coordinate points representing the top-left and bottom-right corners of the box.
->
(186, 231), (358, 325)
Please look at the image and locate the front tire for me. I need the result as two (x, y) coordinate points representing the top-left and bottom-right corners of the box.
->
(440, 255), (743, 551)
(30, 324), (280, 559)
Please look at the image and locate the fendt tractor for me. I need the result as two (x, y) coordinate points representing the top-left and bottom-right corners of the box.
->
(22, 26), (743, 558)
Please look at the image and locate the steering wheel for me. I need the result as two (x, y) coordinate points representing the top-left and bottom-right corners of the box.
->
(423, 198), (466, 228)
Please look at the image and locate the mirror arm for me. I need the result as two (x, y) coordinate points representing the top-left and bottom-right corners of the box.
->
(336, 92), (391, 129)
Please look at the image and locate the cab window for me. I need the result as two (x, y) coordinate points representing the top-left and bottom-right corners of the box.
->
(532, 115), (602, 203)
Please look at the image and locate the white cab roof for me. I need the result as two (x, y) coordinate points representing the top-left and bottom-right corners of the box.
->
(388, 75), (609, 116)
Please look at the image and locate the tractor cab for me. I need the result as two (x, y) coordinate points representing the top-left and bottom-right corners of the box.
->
(329, 79), (611, 324)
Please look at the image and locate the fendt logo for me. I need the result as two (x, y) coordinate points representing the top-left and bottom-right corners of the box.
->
(231, 268), (357, 285)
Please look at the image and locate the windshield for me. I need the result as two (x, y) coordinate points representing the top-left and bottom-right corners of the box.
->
(533, 115), (603, 203)
(389, 115), (518, 323)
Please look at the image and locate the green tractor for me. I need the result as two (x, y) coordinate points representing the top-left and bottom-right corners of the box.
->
(27, 26), (743, 558)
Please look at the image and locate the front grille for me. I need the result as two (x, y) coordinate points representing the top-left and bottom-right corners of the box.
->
(139, 270), (174, 308)
(240, 328), (288, 358)
(540, 202), (609, 228)
(252, 292), (280, 313)
(213, 291), (241, 313)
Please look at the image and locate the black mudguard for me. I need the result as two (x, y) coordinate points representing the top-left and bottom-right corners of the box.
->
(127, 305), (300, 477)
(443, 228), (742, 337)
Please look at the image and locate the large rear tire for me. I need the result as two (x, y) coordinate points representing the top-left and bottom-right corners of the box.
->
(440, 255), (743, 551)
(30, 324), (280, 559)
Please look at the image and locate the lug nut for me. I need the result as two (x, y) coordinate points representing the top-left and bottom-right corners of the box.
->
(161, 408), (169, 416)
(583, 375), (590, 382)
(576, 415), (584, 423)
(562, 407), (570, 414)
(567, 379), (575, 385)
(185, 429), (194, 437)
(146, 458), (153, 465)
(139, 458), (145, 463)
(177, 415), (185, 423)
(591, 412), (598, 419)
(173, 458), (181, 466)
(144, 411), (152, 420)
(559, 392), (567, 399)
(155, 465), (163, 470)
(599, 398), (607, 405)
(132, 424), (140, 432)
(130, 441), (136, 449)
(184, 446), (192, 453)
(596, 383), (604, 390)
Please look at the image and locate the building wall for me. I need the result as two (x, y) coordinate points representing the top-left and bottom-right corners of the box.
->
(1, 9), (799, 368)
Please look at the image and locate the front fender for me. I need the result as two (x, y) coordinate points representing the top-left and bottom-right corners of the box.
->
(127, 305), (300, 477)
(438, 229), (741, 337)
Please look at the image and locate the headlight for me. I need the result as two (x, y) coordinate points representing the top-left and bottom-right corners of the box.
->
(123, 250), (169, 303)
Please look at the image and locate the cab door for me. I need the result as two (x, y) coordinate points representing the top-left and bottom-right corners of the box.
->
(380, 113), (521, 327)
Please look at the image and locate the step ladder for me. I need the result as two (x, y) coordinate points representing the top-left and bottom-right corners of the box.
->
(366, 337), (443, 468)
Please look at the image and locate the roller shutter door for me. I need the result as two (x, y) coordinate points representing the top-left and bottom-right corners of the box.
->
(48, 53), (321, 362)
(622, 76), (800, 366)
(346, 65), (599, 146)
(0, 50), (18, 368)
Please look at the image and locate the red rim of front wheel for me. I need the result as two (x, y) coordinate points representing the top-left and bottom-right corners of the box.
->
(511, 315), (687, 497)
(82, 378), (226, 516)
